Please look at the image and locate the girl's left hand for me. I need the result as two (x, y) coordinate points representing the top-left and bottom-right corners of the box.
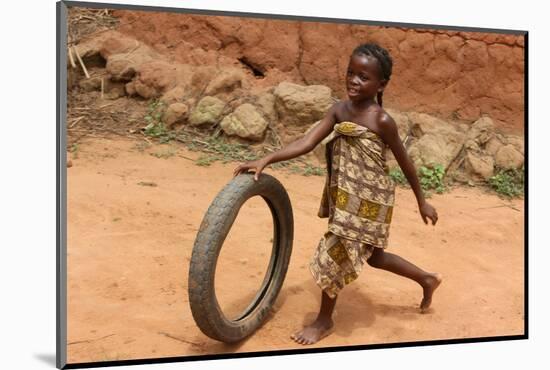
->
(419, 202), (438, 225)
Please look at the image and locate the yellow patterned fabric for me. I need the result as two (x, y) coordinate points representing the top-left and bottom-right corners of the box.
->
(310, 121), (396, 297)
(310, 231), (375, 298)
(318, 121), (395, 247)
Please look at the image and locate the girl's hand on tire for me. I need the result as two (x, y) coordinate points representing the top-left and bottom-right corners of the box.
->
(233, 159), (269, 181)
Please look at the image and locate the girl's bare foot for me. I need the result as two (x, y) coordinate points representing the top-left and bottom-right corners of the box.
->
(291, 317), (334, 345)
(420, 273), (443, 313)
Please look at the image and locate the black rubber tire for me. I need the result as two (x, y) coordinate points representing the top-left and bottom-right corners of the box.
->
(188, 173), (294, 343)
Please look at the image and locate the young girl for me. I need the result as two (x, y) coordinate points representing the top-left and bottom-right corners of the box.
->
(233, 43), (442, 345)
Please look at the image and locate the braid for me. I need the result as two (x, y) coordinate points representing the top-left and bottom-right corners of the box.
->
(352, 43), (393, 107)
(377, 91), (383, 107)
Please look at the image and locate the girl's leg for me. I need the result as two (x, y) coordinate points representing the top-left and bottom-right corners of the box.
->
(367, 248), (442, 312)
(291, 290), (336, 344)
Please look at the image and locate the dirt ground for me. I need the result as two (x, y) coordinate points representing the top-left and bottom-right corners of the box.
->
(66, 136), (524, 364)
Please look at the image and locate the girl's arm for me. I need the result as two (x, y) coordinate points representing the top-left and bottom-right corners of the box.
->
(379, 114), (438, 225)
(233, 103), (338, 180)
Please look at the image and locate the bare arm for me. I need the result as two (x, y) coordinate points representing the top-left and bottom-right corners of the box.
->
(379, 114), (438, 225)
(233, 103), (338, 180)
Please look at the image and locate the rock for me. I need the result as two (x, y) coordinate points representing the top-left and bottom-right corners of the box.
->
(67, 159), (73, 168)
(504, 135), (524, 155)
(190, 66), (217, 95)
(220, 103), (268, 140)
(465, 151), (494, 180)
(134, 79), (158, 99)
(204, 68), (244, 96)
(103, 80), (126, 99)
(273, 82), (333, 143)
(106, 54), (137, 82)
(163, 103), (189, 127)
(125, 81), (136, 96)
(133, 61), (178, 99)
(160, 86), (186, 105)
(255, 92), (277, 123)
(409, 133), (463, 170)
(495, 145), (524, 169)
(485, 136), (505, 156)
(98, 31), (143, 58)
(409, 112), (455, 138)
(188, 96), (225, 126)
(467, 116), (495, 145)
(407, 112), (465, 169)
(78, 77), (102, 92)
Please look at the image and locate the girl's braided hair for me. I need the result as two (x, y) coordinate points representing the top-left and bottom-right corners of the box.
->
(352, 43), (393, 107)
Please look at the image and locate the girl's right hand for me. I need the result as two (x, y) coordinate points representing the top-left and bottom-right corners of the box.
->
(233, 158), (269, 181)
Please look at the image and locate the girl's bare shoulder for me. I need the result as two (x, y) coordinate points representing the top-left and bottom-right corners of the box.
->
(375, 108), (399, 141)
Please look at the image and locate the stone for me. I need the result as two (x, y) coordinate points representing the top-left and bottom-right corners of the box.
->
(190, 66), (217, 95)
(220, 103), (268, 141)
(188, 96), (225, 126)
(204, 68), (244, 96)
(255, 92), (277, 123)
(160, 86), (186, 105)
(133, 61), (178, 99)
(103, 80), (126, 100)
(273, 82), (333, 126)
(495, 145), (524, 169)
(106, 54), (137, 82)
(125, 81), (136, 96)
(407, 112), (465, 170)
(273, 82), (333, 144)
(504, 135), (524, 155)
(163, 103), (189, 127)
(465, 151), (494, 180)
(485, 136), (505, 156)
(78, 77), (102, 92)
(409, 133), (463, 170)
(467, 116), (495, 145)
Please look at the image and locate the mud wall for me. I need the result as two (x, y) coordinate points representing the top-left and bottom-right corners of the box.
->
(112, 10), (524, 133)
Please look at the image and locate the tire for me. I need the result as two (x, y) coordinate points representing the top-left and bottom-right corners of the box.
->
(188, 173), (294, 343)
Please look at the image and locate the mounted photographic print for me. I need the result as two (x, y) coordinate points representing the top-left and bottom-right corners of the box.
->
(56, 1), (527, 368)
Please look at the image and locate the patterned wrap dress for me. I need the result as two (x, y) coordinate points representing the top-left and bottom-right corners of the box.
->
(310, 121), (396, 298)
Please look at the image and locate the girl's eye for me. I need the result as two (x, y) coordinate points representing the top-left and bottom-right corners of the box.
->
(360, 75), (368, 81)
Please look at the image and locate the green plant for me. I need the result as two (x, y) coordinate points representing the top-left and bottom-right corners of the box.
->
(195, 154), (219, 167)
(150, 146), (177, 159)
(389, 167), (407, 185)
(418, 164), (446, 194)
(488, 167), (524, 197)
(133, 141), (151, 152)
(143, 99), (176, 142)
(69, 143), (80, 159)
(302, 164), (326, 177)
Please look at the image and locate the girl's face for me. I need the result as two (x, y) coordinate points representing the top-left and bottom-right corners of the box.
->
(346, 53), (386, 101)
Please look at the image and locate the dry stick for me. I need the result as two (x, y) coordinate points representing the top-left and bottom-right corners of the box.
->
(157, 332), (201, 347)
(67, 334), (115, 346)
(73, 46), (90, 79)
(67, 47), (76, 68)
(476, 204), (521, 212)
(69, 116), (85, 128)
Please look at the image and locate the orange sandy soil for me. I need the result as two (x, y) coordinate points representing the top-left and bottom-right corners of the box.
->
(67, 137), (524, 364)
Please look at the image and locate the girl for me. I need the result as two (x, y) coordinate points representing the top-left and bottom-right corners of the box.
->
(233, 43), (442, 345)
